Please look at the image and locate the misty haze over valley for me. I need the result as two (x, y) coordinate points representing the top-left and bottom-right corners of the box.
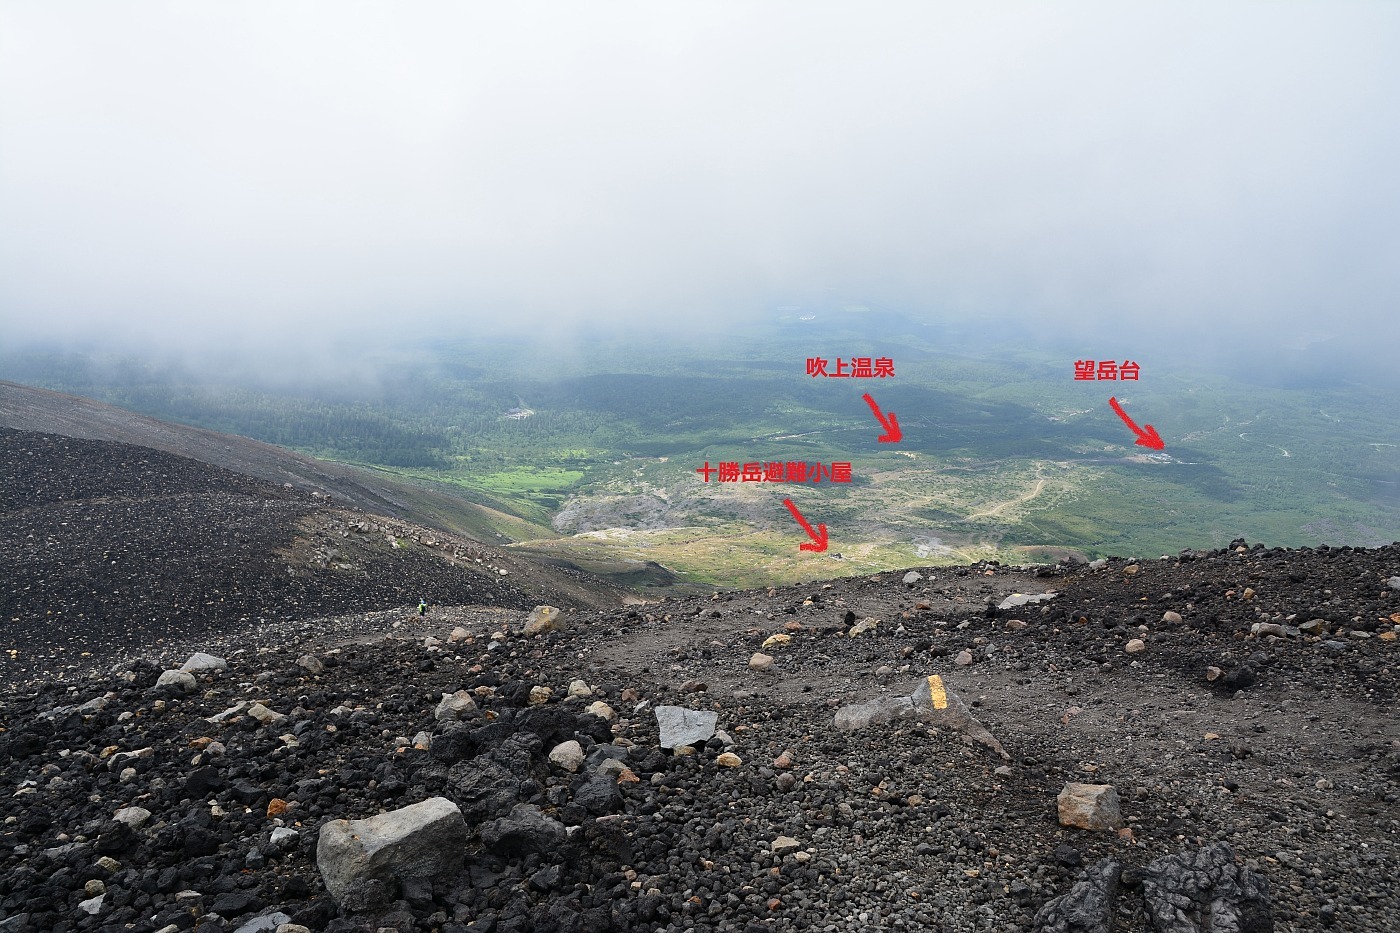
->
(2, 2), (1395, 577)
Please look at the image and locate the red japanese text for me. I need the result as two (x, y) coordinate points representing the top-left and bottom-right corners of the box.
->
(696, 461), (854, 484)
(1073, 360), (1140, 381)
(806, 357), (894, 378)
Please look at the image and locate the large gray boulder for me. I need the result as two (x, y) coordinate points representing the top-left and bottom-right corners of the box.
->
(316, 797), (468, 910)
(653, 706), (718, 750)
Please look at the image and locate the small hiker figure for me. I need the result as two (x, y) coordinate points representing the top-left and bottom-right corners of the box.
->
(417, 599), (428, 616)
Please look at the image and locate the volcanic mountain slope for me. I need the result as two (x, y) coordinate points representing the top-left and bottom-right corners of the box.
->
(0, 543), (1395, 932)
(0, 427), (624, 686)
(0, 380), (550, 545)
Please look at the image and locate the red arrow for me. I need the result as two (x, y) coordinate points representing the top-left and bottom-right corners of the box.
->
(862, 393), (902, 443)
(1108, 396), (1165, 450)
(782, 498), (829, 552)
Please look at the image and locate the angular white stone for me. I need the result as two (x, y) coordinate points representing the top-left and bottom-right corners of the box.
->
(231, 910), (292, 933)
(848, 618), (878, 637)
(79, 693), (113, 713)
(434, 690), (477, 721)
(585, 701), (616, 721)
(269, 827), (299, 850)
(247, 703), (286, 725)
(997, 592), (1056, 610)
(113, 806), (152, 829)
(654, 706), (718, 750)
(156, 670), (196, 692)
(206, 701), (249, 723)
(179, 652), (228, 673)
(597, 758), (629, 776)
(548, 740), (584, 772)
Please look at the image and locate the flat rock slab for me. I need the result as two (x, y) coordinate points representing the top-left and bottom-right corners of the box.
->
(998, 592), (1056, 610)
(316, 796), (467, 909)
(654, 705), (718, 750)
(230, 911), (293, 933)
(834, 674), (1009, 760)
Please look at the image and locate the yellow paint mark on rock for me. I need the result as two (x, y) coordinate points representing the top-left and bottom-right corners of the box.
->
(926, 675), (948, 710)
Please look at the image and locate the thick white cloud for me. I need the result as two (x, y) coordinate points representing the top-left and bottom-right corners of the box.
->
(1, 2), (1397, 350)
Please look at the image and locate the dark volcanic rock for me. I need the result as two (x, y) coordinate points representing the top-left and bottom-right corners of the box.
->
(480, 805), (567, 858)
(446, 758), (521, 820)
(1032, 857), (1121, 933)
(571, 773), (622, 816)
(1142, 843), (1273, 933)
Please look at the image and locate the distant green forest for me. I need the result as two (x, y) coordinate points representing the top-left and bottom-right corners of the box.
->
(3, 313), (1396, 584)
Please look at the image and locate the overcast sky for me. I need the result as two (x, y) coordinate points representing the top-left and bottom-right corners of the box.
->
(1, 2), (1397, 356)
